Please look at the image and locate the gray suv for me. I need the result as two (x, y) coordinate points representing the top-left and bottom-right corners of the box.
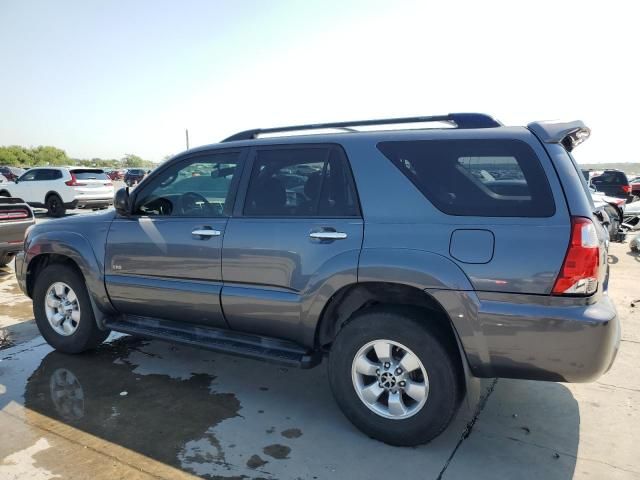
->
(15, 113), (620, 446)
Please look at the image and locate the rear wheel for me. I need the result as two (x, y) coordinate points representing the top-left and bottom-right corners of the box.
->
(328, 307), (463, 446)
(33, 264), (110, 353)
(46, 194), (65, 217)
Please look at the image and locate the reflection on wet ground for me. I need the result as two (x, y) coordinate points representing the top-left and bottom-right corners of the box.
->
(24, 337), (240, 471)
(0, 334), (490, 479)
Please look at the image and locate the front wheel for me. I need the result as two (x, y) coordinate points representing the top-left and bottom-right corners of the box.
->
(328, 307), (463, 446)
(33, 264), (110, 353)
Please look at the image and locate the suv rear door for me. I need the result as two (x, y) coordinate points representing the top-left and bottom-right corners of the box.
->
(104, 149), (245, 327)
(220, 144), (363, 344)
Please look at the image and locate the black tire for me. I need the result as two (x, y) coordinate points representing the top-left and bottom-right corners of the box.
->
(46, 194), (66, 217)
(328, 307), (463, 446)
(0, 252), (14, 267)
(0, 190), (10, 197)
(33, 264), (110, 353)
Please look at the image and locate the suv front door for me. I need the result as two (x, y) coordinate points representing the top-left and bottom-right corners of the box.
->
(221, 145), (363, 344)
(104, 149), (245, 327)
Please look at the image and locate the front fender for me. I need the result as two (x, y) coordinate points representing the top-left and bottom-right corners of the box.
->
(24, 231), (116, 318)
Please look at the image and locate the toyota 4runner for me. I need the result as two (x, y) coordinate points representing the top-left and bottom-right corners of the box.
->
(15, 113), (620, 446)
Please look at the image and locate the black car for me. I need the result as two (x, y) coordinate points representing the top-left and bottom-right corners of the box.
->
(0, 197), (34, 267)
(590, 169), (633, 201)
(124, 169), (147, 186)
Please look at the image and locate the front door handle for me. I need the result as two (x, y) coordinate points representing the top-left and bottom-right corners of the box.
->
(192, 229), (221, 237)
(309, 231), (348, 240)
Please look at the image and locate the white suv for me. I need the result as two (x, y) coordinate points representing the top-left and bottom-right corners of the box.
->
(0, 167), (114, 217)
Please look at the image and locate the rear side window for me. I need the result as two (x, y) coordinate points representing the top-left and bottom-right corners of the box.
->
(71, 169), (109, 180)
(377, 139), (555, 217)
(244, 146), (359, 217)
(35, 169), (63, 180)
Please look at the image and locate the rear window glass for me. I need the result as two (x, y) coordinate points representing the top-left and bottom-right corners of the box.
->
(128, 169), (146, 175)
(591, 171), (628, 185)
(377, 139), (555, 217)
(71, 169), (109, 180)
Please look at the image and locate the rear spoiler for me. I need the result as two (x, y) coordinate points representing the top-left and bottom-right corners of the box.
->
(527, 120), (590, 152)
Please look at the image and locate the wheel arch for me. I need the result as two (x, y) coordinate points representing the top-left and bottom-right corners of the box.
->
(314, 282), (472, 372)
(24, 231), (116, 326)
(45, 190), (63, 203)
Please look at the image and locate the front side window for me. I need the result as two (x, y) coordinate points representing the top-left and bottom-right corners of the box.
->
(19, 170), (38, 182)
(243, 146), (359, 217)
(378, 139), (555, 217)
(133, 152), (240, 217)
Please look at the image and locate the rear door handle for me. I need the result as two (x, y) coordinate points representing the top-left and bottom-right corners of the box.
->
(309, 231), (348, 240)
(192, 229), (221, 237)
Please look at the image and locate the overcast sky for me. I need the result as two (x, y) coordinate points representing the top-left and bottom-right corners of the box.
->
(1, 0), (638, 163)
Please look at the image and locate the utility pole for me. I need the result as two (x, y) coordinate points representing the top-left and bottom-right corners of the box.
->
(185, 129), (190, 150)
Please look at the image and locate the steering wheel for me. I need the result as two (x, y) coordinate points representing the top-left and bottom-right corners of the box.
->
(177, 192), (211, 216)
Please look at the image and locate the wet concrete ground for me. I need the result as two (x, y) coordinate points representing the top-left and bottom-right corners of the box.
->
(0, 237), (639, 479)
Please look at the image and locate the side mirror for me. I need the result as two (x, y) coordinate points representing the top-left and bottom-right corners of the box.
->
(14, 178), (19, 184)
(114, 187), (131, 216)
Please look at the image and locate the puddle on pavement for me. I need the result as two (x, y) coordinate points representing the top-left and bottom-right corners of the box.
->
(0, 301), (33, 321)
(281, 428), (302, 439)
(20, 336), (241, 474)
(262, 444), (291, 460)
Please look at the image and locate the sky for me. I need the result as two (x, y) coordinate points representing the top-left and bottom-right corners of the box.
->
(1, 0), (638, 164)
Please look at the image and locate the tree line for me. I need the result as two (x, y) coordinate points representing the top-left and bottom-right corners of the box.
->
(0, 145), (158, 169)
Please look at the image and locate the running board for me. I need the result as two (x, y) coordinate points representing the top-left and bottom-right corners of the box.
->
(104, 315), (321, 369)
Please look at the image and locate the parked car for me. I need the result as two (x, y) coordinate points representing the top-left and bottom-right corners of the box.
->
(0, 197), (35, 267)
(14, 114), (619, 446)
(590, 191), (626, 242)
(124, 168), (147, 186)
(590, 169), (634, 202)
(0, 167), (114, 217)
(107, 169), (126, 181)
(628, 176), (640, 196)
(0, 166), (25, 182)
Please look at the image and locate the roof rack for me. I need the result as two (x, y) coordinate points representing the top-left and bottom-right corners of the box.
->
(222, 113), (502, 142)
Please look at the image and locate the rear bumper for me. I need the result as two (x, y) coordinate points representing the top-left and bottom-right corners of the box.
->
(432, 289), (620, 383)
(473, 293), (620, 382)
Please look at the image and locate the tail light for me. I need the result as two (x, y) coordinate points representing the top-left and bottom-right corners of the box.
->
(552, 217), (600, 296)
(65, 174), (87, 186)
(621, 185), (631, 193)
(0, 208), (30, 221)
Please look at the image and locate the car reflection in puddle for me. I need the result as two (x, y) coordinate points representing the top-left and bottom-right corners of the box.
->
(23, 336), (241, 471)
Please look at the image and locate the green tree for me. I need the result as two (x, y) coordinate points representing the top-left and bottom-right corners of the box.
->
(121, 154), (144, 167)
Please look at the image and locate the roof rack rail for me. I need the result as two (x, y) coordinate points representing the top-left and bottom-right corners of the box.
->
(222, 112), (501, 142)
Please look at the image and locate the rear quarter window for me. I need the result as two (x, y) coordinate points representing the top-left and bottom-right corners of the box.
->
(377, 139), (555, 217)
